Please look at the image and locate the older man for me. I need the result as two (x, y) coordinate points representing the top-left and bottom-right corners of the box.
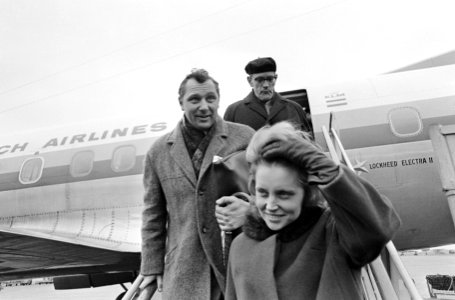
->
(139, 69), (254, 300)
(224, 57), (311, 131)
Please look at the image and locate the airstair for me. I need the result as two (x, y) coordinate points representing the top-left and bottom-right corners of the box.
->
(429, 125), (455, 230)
(427, 124), (455, 299)
(321, 126), (422, 300)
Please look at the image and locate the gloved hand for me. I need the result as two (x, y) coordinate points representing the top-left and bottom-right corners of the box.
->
(260, 136), (339, 185)
(215, 193), (251, 232)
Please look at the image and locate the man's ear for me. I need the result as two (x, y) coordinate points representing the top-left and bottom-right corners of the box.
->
(247, 76), (253, 87)
(179, 99), (184, 111)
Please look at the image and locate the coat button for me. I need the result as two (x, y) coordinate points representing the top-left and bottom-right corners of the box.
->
(199, 191), (204, 196)
(202, 227), (208, 233)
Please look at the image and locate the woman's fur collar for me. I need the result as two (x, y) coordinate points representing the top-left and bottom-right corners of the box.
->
(243, 205), (325, 242)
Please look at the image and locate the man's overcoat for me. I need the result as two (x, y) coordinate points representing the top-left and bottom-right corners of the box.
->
(224, 91), (311, 131)
(141, 116), (254, 300)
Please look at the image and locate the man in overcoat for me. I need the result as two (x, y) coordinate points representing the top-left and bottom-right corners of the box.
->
(139, 69), (254, 300)
(223, 57), (311, 132)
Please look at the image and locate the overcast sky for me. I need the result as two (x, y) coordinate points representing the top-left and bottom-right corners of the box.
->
(1, 0), (455, 133)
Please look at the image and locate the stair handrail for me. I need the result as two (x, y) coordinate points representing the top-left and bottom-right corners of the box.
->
(322, 125), (422, 300)
(322, 126), (396, 300)
(329, 127), (422, 300)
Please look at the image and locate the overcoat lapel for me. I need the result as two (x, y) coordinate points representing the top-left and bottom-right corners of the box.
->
(198, 117), (227, 182)
(167, 122), (197, 186)
(268, 96), (287, 121)
(252, 235), (280, 299)
(244, 91), (268, 119)
(167, 117), (228, 186)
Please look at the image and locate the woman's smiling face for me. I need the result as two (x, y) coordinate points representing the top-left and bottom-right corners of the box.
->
(254, 162), (305, 231)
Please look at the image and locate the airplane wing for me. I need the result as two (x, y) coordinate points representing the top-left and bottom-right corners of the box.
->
(0, 230), (139, 281)
(0, 122), (169, 286)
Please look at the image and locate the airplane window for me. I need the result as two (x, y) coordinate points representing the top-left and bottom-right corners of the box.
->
(71, 151), (94, 177)
(112, 145), (136, 172)
(19, 157), (44, 184)
(388, 107), (423, 137)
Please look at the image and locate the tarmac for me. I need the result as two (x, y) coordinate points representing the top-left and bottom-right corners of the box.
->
(1, 254), (455, 299)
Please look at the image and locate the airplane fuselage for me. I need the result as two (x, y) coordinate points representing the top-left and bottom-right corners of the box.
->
(1, 64), (455, 281)
(309, 64), (455, 249)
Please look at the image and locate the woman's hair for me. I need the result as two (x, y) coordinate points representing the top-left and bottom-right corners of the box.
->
(246, 121), (325, 208)
(245, 121), (313, 163)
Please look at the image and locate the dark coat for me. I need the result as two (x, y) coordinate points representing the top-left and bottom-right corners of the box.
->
(225, 166), (401, 300)
(141, 116), (254, 300)
(224, 91), (311, 131)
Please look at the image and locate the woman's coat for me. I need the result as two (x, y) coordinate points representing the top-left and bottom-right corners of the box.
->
(226, 166), (401, 300)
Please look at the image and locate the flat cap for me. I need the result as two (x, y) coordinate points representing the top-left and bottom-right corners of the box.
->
(245, 57), (276, 75)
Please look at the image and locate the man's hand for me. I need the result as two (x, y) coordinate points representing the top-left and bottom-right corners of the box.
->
(139, 274), (163, 297)
(215, 195), (250, 231)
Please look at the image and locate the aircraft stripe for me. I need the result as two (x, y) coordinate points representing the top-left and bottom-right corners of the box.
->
(325, 98), (346, 103)
(1, 111), (453, 191)
(327, 102), (347, 107)
(0, 156), (145, 192)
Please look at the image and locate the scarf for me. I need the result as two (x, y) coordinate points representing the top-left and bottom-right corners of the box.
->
(181, 117), (216, 177)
